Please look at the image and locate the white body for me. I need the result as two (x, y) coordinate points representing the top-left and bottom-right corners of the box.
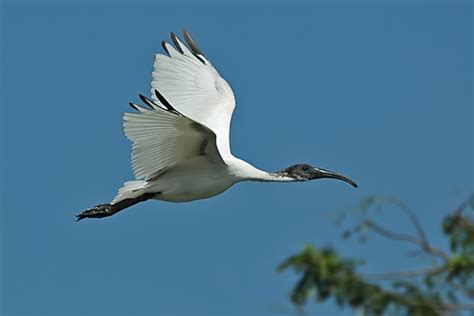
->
(151, 157), (236, 202)
(113, 156), (286, 204)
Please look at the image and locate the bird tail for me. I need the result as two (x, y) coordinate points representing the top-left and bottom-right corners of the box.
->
(112, 180), (147, 204)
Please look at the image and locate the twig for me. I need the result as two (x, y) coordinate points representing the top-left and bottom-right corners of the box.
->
(453, 193), (474, 216)
(364, 220), (450, 261)
(386, 196), (430, 250)
(451, 215), (474, 231)
(434, 303), (474, 311)
(363, 266), (443, 280)
(450, 282), (474, 299)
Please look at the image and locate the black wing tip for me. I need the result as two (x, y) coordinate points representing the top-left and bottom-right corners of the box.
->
(181, 29), (206, 64)
(161, 40), (169, 55)
(170, 31), (183, 54)
(182, 29), (204, 55)
(153, 89), (182, 116)
(168, 30), (205, 64)
(138, 94), (156, 110)
(193, 53), (206, 64)
(129, 93), (178, 114)
(129, 102), (139, 111)
(153, 89), (170, 108)
(138, 94), (148, 103)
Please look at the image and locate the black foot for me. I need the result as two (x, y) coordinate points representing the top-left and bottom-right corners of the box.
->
(76, 204), (115, 221)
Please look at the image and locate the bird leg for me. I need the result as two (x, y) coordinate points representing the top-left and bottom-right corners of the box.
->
(76, 193), (155, 221)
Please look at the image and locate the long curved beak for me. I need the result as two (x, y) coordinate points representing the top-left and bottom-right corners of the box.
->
(314, 168), (358, 188)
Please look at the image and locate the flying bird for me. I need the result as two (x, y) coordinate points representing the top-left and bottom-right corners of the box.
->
(76, 30), (357, 221)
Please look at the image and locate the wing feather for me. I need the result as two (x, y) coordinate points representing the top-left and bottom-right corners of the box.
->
(124, 94), (222, 180)
(150, 30), (236, 158)
(183, 29), (205, 57)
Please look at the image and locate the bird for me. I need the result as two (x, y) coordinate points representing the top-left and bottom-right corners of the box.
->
(76, 30), (357, 221)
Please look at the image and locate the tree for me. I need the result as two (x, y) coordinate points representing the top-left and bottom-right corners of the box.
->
(278, 193), (474, 315)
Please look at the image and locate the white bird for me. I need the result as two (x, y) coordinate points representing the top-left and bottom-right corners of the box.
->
(77, 30), (357, 221)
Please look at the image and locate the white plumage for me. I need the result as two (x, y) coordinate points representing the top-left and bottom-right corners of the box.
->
(77, 30), (357, 221)
(151, 37), (235, 157)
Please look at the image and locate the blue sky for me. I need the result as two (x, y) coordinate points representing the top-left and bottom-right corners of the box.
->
(1, 1), (472, 315)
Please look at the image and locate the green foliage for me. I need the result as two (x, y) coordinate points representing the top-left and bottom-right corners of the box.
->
(279, 245), (443, 315)
(279, 194), (474, 315)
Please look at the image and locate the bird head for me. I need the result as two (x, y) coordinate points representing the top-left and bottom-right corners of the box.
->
(278, 164), (357, 188)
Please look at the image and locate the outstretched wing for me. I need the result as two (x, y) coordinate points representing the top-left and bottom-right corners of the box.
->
(124, 91), (223, 180)
(150, 30), (236, 158)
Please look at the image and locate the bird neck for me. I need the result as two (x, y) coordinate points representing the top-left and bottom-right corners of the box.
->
(251, 171), (295, 182)
(227, 157), (295, 182)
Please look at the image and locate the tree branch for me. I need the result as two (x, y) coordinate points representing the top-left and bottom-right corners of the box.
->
(434, 303), (474, 311)
(363, 266), (443, 280)
(450, 281), (474, 299)
(386, 196), (431, 250)
(453, 193), (474, 216)
(364, 220), (450, 261)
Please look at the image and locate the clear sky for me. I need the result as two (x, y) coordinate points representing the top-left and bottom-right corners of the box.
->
(1, 1), (472, 315)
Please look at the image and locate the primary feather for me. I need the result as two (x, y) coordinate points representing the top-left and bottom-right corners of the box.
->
(150, 33), (236, 158)
(124, 92), (222, 180)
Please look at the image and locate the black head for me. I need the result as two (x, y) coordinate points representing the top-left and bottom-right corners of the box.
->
(279, 164), (358, 188)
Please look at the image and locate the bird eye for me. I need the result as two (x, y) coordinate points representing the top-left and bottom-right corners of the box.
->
(302, 166), (308, 171)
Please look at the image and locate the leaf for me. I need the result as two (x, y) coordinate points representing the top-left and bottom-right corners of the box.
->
(342, 230), (352, 239)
